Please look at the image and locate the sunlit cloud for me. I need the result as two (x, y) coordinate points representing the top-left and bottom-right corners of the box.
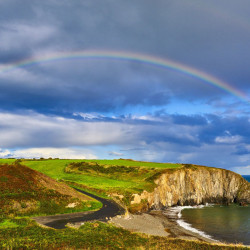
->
(10, 147), (96, 159)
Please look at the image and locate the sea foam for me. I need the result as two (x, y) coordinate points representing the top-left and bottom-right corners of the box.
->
(163, 204), (217, 241)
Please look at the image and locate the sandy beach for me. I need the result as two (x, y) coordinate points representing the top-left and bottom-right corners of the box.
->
(110, 210), (218, 244)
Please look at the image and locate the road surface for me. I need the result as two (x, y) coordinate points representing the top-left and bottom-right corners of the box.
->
(33, 188), (125, 229)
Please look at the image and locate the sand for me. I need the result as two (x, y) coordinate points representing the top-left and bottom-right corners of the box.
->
(110, 210), (218, 244)
(110, 213), (170, 237)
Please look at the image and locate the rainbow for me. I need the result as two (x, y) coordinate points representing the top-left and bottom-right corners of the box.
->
(0, 50), (248, 102)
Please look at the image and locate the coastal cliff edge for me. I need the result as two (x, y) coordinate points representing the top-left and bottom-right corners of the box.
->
(130, 165), (250, 211)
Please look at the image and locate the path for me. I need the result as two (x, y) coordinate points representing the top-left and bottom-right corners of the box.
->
(33, 188), (125, 229)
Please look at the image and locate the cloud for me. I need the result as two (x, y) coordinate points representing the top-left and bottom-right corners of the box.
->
(0, 0), (250, 117)
(215, 135), (242, 144)
(10, 147), (96, 159)
(0, 112), (138, 148)
(0, 148), (12, 158)
(171, 114), (208, 126)
(0, 60), (173, 114)
(108, 151), (124, 157)
(0, 1), (249, 174)
(0, 110), (249, 173)
(231, 165), (250, 175)
(198, 115), (250, 144)
(120, 147), (146, 152)
(0, 111), (249, 149)
(1, 23), (56, 50)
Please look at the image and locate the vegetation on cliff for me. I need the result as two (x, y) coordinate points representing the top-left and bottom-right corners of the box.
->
(130, 165), (250, 211)
(0, 159), (181, 207)
(0, 163), (101, 218)
(0, 158), (248, 213)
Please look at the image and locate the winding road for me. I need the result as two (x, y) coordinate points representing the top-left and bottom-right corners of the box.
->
(33, 188), (125, 229)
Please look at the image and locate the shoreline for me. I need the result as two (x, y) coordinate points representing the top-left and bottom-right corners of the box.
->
(110, 210), (218, 244)
(111, 205), (250, 247)
(68, 206), (250, 247)
(162, 205), (216, 241)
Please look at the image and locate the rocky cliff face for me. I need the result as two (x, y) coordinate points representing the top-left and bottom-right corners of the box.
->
(131, 166), (250, 210)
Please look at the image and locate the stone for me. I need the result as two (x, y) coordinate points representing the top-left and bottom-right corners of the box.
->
(130, 166), (250, 209)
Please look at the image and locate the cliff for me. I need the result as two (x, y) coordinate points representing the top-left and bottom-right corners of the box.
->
(131, 165), (250, 210)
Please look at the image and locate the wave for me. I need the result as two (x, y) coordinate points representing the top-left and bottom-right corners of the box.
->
(163, 204), (217, 241)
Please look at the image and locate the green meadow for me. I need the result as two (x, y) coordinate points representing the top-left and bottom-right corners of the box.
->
(2, 159), (181, 199)
(0, 159), (16, 164)
(0, 158), (181, 205)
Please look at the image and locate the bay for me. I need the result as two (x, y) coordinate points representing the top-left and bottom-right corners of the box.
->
(181, 204), (250, 245)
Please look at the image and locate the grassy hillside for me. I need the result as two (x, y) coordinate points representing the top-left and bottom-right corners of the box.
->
(0, 159), (248, 249)
(0, 158), (182, 206)
(0, 158), (180, 169)
(2, 159), (181, 203)
(0, 218), (247, 249)
(0, 163), (101, 217)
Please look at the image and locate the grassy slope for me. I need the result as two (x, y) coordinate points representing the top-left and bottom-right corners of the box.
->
(17, 159), (181, 201)
(0, 163), (101, 217)
(0, 159), (16, 164)
(0, 158), (180, 169)
(0, 158), (182, 204)
(0, 218), (247, 250)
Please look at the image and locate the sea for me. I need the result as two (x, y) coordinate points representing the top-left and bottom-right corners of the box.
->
(167, 175), (250, 245)
(243, 175), (250, 182)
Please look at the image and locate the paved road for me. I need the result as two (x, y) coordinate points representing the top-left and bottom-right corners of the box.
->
(33, 188), (125, 229)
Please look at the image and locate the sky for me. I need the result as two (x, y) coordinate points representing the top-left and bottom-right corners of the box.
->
(0, 0), (250, 174)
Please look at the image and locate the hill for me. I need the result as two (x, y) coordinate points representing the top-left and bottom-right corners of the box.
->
(2, 159), (246, 212)
(0, 163), (101, 217)
(3, 159), (180, 203)
(0, 159), (249, 249)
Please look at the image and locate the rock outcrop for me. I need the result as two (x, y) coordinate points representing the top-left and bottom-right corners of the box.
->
(131, 165), (250, 210)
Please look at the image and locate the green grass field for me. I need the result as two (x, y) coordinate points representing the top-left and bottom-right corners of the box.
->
(0, 159), (16, 164)
(0, 158), (180, 170)
(15, 159), (181, 198)
(0, 159), (180, 192)
(0, 158), (182, 206)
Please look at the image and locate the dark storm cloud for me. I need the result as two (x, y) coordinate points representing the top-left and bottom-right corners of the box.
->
(0, 50), (32, 64)
(0, 0), (249, 172)
(0, 57), (174, 114)
(0, 0), (250, 115)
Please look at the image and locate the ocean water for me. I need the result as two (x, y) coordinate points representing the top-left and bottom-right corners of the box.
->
(181, 204), (250, 245)
(163, 175), (250, 245)
(242, 175), (250, 182)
